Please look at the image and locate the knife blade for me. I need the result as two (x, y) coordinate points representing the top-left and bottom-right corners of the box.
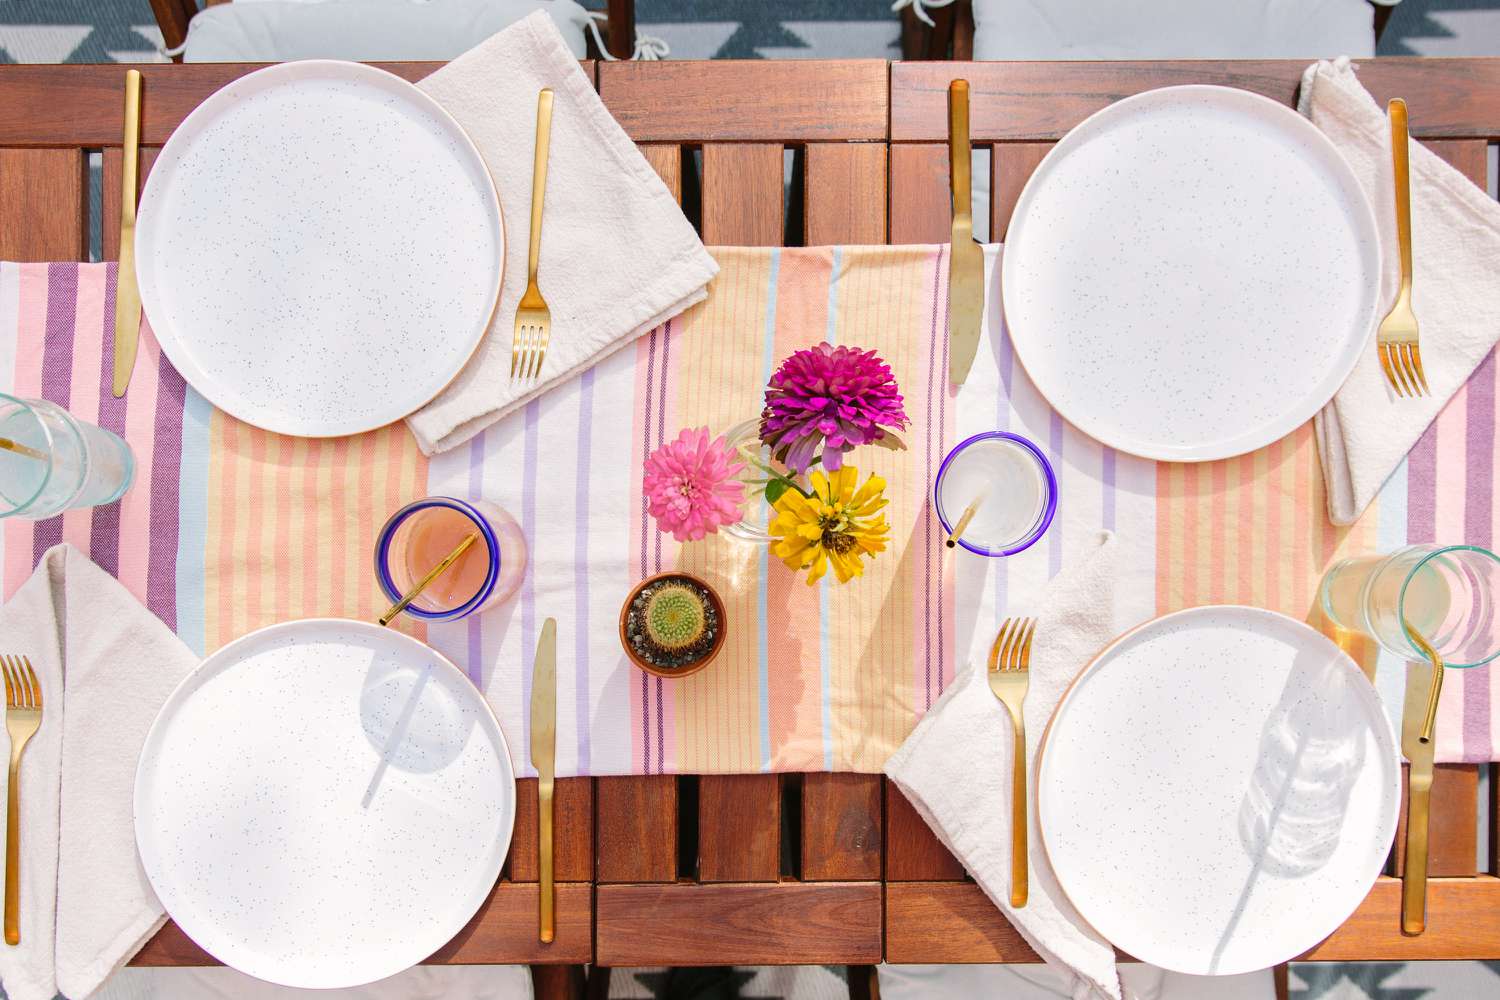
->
(529, 617), (557, 944)
(948, 79), (983, 389)
(1399, 655), (1440, 936)
(112, 69), (143, 398)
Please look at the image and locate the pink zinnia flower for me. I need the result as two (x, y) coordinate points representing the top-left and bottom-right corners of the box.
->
(760, 343), (909, 473)
(644, 427), (747, 542)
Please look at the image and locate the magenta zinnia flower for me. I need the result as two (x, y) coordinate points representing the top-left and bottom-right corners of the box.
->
(643, 427), (747, 542)
(760, 343), (909, 473)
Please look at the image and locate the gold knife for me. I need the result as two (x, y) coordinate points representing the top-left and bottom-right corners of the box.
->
(112, 69), (143, 398)
(948, 79), (983, 389)
(1399, 646), (1442, 936)
(529, 617), (557, 944)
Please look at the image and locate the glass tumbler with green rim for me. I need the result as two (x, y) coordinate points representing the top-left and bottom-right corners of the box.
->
(0, 393), (135, 520)
(1319, 544), (1500, 668)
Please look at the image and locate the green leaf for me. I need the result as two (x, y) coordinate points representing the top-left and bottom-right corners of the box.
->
(764, 478), (790, 505)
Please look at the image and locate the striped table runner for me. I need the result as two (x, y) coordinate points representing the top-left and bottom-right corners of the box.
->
(2, 251), (1495, 774)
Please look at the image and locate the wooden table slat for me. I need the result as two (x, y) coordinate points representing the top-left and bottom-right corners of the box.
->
(990, 141), (1051, 243)
(890, 877), (1500, 964)
(508, 777), (594, 882)
(701, 142), (785, 246)
(102, 146), (160, 261)
(600, 60), (889, 143)
(804, 143), (888, 246)
(0, 147), (88, 262)
(801, 773), (882, 881)
(699, 773), (782, 882)
(597, 882), (881, 965)
(884, 780), (966, 881)
(888, 143), (950, 245)
(892, 59), (1500, 142)
(596, 775), (679, 883)
(0, 62), (596, 147)
(132, 882), (594, 966)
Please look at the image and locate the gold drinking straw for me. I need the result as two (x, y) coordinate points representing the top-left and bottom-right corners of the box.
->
(945, 495), (985, 549)
(1404, 619), (1444, 745)
(0, 437), (46, 461)
(377, 531), (480, 627)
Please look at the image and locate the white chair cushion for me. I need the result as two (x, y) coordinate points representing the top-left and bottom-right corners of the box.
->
(972, 0), (1379, 61)
(92, 964), (532, 999)
(182, 0), (590, 62)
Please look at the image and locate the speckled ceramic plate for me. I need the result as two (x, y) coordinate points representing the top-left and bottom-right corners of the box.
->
(1037, 606), (1399, 976)
(134, 620), (514, 989)
(136, 61), (503, 437)
(1002, 85), (1380, 462)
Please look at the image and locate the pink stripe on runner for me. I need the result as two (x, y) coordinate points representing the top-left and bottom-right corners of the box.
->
(117, 288), (164, 607)
(59, 266), (103, 556)
(3, 267), (48, 597)
(1462, 352), (1494, 760)
(89, 265), (124, 577)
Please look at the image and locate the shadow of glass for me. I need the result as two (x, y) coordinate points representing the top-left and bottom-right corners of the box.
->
(358, 648), (478, 807)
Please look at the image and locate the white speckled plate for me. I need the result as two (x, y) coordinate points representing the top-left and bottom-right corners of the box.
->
(134, 620), (514, 989)
(136, 61), (503, 438)
(1037, 606), (1399, 976)
(1002, 86), (1380, 462)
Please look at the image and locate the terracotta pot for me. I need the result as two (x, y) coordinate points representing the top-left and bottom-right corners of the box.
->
(618, 571), (727, 680)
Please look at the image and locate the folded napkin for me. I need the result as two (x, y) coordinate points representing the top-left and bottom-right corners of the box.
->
(1304, 58), (1500, 525)
(406, 11), (718, 455)
(886, 533), (1128, 999)
(0, 545), (197, 1000)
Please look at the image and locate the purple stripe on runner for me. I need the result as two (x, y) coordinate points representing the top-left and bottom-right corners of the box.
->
(146, 353), (188, 629)
(33, 264), (80, 563)
(1407, 423), (1438, 544)
(466, 433), (486, 688)
(573, 367), (595, 773)
(520, 399), (540, 770)
(921, 246), (945, 711)
(90, 265), (124, 576)
(640, 328), (658, 773)
(1464, 352), (1495, 759)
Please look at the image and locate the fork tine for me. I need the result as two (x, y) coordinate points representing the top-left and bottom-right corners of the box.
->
(1399, 343), (1422, 397)
(525, 325), (538, 380)
(536, 325), (550, 379)
(510, 328), (521, 379)
(21, 657), (39, 710)
(1, 658), (13, 709)
(1379, 344), (1403, 397)
(988, 619), (1015, 672)
(1399, 343), (1423, 397)
(1003, 619), (1024, 671)
(1019, 619), (1037, 670)
(1408, 343), (1430, 395)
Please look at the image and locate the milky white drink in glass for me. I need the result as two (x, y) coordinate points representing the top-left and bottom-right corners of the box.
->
(934, 432), (1058, 557)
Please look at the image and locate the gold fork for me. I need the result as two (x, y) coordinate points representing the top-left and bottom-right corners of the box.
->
(2, 655), (42, 946)
(988, 618), (1035, 908)
(511, 88), (555, 382)
(1377, 98), (1429, 398)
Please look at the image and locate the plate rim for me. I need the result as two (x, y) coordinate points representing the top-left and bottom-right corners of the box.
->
(132, 617), (516, 989)
(1035, 604), (1401, 975)
(135, 59), (505, 439)
(999, 83), (1381, 463)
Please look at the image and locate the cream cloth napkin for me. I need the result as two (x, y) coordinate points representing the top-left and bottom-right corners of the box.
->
(0, 545), (197, 1000)
(406, 10), (718, 455)
(1304, 58), (1500, 525)
(886, 533), (1130, 1000)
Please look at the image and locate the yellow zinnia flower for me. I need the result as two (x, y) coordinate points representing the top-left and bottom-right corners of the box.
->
(769, 466), (890, 585)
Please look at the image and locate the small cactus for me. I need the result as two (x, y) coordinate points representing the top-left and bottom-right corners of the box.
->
(643, 583), (707, 651)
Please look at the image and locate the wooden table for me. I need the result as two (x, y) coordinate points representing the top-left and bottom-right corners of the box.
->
(3, 58), (1500, 994)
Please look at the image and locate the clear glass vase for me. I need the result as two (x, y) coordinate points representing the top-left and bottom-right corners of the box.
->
(721, 418), (803, 544)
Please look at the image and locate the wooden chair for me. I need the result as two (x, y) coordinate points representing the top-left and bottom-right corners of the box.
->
(148, 0), (638, 62)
